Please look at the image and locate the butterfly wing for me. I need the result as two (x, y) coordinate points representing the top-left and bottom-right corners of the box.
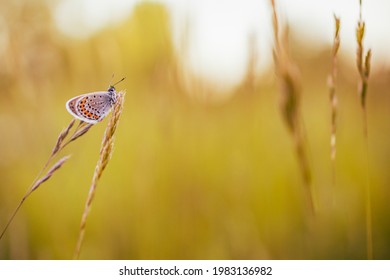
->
(66, 91), (113, 124)
(66, 94), (92, 123)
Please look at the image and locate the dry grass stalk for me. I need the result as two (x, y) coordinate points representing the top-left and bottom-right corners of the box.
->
(30, 156), (71, 192)
(356, 1), (371, 113)
(67, 122), (94, 144)
(269, 0), (314, 213)
(0, 119), (94, 241)
(0, 156), (71, 240)
(52, 119), (76, 155)
(356, 0), (373, 260)
(327, 15), (340, 186)
(74, 91), (126, 259)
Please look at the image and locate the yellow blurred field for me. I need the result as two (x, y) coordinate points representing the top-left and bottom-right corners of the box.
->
(0, 2), (389, 259)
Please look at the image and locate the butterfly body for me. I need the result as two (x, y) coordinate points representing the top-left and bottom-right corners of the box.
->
(66, 86), (117, 124)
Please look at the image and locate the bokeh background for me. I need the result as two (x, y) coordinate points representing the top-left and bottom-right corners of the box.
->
(0, 0), (390, 259)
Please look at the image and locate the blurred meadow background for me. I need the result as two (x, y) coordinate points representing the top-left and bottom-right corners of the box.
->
(0, 0), (390, 259)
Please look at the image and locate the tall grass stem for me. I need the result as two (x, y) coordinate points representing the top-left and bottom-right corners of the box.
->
(73, 91), (125, 259)
(356, 0), (373, 259)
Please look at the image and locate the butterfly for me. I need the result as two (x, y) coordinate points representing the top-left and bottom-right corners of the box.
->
(66, 78), (125, 124)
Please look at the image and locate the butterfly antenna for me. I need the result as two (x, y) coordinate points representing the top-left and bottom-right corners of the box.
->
(112, 77), (126, 87)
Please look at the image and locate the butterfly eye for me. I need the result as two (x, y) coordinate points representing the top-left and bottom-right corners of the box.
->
(108, 87), (115, 94)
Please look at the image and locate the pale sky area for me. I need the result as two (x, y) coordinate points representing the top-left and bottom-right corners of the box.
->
(54, 0), (390, 89)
